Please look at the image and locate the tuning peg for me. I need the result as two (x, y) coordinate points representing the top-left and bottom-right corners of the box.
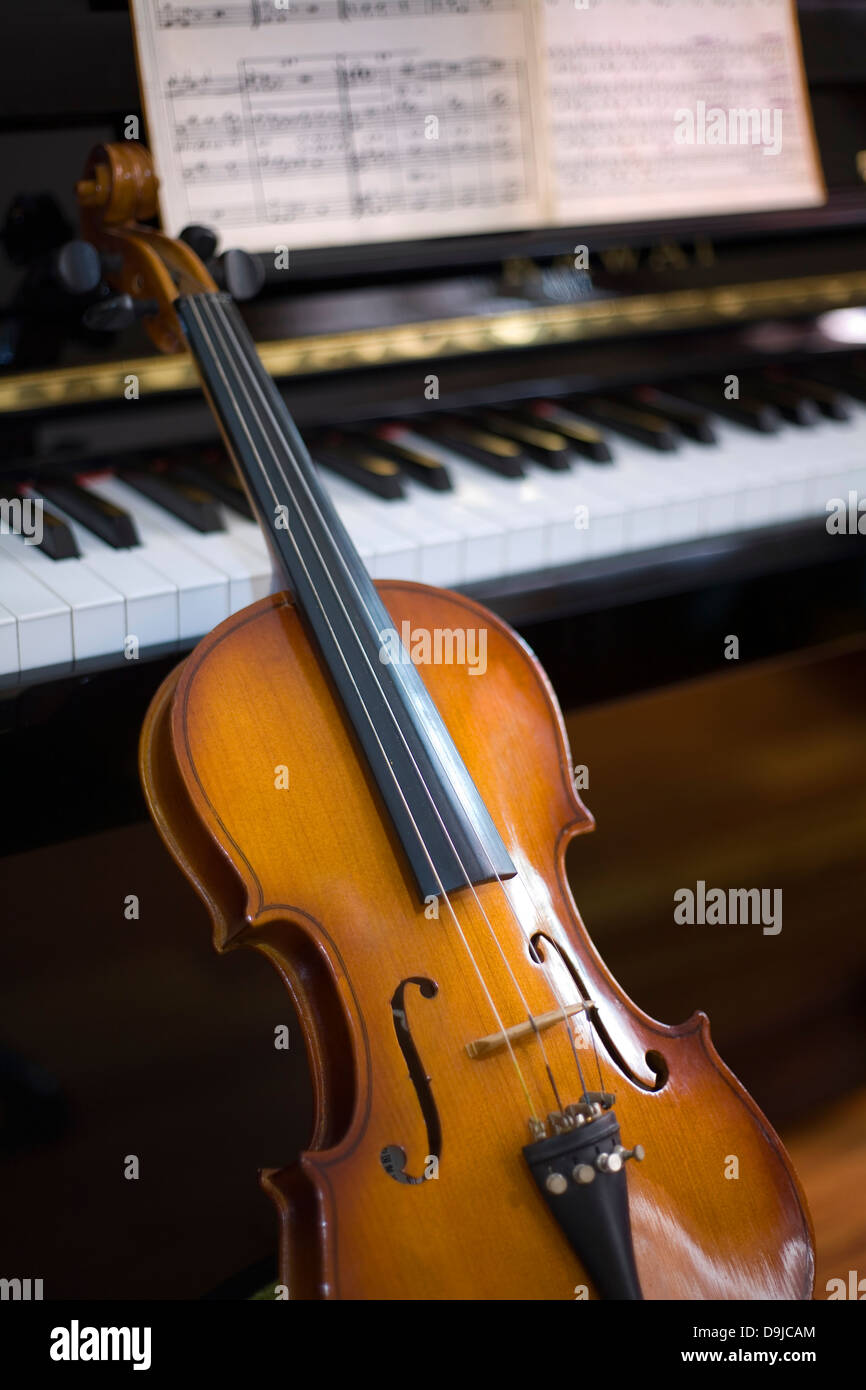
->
(179, 224), (264, 301)
(83, 293), (158, 332)
(50, 240), (103, 296)
(180, 224), (219, 262)
(212, 248), (265, 301)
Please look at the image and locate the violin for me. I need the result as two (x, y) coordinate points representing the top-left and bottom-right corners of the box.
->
(78, 141), (814, 1300)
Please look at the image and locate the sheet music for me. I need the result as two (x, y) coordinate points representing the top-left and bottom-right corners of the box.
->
(130, 0), (824, 253)
(538, 0), (824, 223)
(131, 0), (545, 251)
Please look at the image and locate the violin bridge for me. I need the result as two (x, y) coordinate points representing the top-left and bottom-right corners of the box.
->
(465, 1001), (594, 1059)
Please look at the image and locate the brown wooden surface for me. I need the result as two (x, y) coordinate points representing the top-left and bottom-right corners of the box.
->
(0, 820), (309, 1300)
(786, 1089), (866, 1299)
(139, 582), (813, 1300)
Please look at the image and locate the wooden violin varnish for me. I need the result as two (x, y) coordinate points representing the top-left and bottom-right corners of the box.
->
(78, 142), (814, 1302)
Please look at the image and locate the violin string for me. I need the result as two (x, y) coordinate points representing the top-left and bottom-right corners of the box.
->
(210, 291), (612, 1112)
(191, 292), (605, 1114)
(204, 292), (610, 1113)
(196, 295), (578, 1116)
(216, 291), (613, 1112)
(182, 296), (545, 1118)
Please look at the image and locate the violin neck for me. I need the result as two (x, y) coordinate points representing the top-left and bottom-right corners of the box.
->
(176, 290), (515, 899)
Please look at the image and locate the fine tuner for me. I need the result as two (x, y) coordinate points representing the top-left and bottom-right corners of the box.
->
(547, 1145), (646, 1195)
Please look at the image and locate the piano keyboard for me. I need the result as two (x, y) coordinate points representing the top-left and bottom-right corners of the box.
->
(3, 375), (866, 678)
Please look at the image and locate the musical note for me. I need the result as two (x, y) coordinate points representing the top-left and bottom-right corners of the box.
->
(157, 0), (518, 27)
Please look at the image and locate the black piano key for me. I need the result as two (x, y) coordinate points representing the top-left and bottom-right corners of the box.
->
(413, 416), (526, 477)
(742, 375), (820, 427)
(468, 410), (573, 470)
(668, 381), (782, 433)
(809, 359), (866, 405)
(626, 387), (717, 444)
(772, 372), (852, 422)
(0, 485), (80, 559)
(174, 451), (255, 518)
(521, 402), (613, 462)
(124, 470), (225, 532)
(563, 395), (680, 451)
(310, 437), (404, 499)
(35, 477), (140, 548)
(352, 429), (452, 491)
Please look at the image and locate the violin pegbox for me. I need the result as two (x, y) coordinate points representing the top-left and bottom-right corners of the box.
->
(74, 141), (261, 354)
(75, 141), (211, 353)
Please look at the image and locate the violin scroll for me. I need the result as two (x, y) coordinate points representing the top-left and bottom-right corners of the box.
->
(77, 142), (159, 232)
(74, 141), (265, 354)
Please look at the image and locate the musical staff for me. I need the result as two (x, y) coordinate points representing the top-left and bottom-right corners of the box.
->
(542, 0), (825, 223)
(157, 0), (517, 28)
(163, 49), (533, 231)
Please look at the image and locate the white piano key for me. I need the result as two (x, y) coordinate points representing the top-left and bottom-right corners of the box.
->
(0, 549), (73, 670)
(395, 431), (537, 577)
(602, 434), (734, 540)
(71, 542), (179, 648)
(320, 485), (421, 581)
(394, 430), (587, 568)
(509, 461), (629, 559)
(217, 504), (272, 556)
(169, 524), (271, 613)
(415, 454), (550, 568)
(0, 532), (125, 662)
(135, 501), (273, 613)
(460, 478), (551, 572)
(710, 421), (806, 526)
(325, 474), (461, 585)
(85, 477), (231, 639)
(212, 504), (277, 605)
(580, 464), (671, 550)
(20, 487), (179, 649)
(398, 480), (505, 583)
(669, 445), (741, 537)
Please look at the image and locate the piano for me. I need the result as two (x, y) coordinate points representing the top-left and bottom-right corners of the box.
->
(2, 0), (866, 855)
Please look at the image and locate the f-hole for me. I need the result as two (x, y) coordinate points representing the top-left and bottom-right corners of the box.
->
(380, 977), (442, 1185)
(531, 933), (668, 1092)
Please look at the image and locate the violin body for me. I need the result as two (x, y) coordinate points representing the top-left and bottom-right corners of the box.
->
(141, 580), (814, 1301)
